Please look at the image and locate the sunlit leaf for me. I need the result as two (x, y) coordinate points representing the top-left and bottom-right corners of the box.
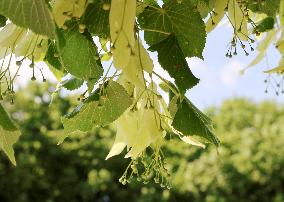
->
(0, 0), (55, 38)
(61, 76), (84, 91)
(52, 0), (88, 28)
(0, 104), (21, 166)
(60, 81), (132, 143)
(57, 29), (103, 84)
(228, 0), (248, 41)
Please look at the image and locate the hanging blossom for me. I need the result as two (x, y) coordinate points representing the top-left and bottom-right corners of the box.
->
(107, 75), (205, 160)
(106, 83), (165, 160)
(0, 23), (49, 103)
(105, 75), (205, 188)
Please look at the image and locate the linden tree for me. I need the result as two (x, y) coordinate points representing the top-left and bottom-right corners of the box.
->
(0, 0), (283, 188)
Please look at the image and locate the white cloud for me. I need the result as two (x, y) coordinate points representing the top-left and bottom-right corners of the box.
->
(187, 57), (220, 90)
(13, 60), (57, 90)
(220, 60), (244, 89)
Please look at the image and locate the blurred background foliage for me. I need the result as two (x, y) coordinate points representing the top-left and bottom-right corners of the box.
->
(0, 83), (284, 202)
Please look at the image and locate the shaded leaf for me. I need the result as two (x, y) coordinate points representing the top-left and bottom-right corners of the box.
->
(0, 14), (6, 27)
(83, 0), (110, 38)
(255, 17), (275, 33)
(44, 40), (63, 71)
(193, 0), (212, 18)
(150, 35), (199, 93)
(172, 98), (220, 146)
(248, 0), (280, 17)
(139, 0), (206, 58)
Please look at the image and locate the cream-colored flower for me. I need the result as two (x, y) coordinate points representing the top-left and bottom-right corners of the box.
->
(106, 76), (205, 160)
(106, 107), (164, 160)
(106, 82), (165, 160)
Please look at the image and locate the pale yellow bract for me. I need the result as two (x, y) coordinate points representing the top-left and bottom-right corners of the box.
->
(206, 0), (228, 33)
(106, 82), (165, 159)
(109, 0), (136, 69)
(0, 23), (48, 61)
(122, 38), (154, 88)
(106, 78), (205, 160)
(228, 0), (248, 41)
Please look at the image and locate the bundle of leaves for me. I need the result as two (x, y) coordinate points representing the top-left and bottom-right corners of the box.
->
(0, 0), (284, 186)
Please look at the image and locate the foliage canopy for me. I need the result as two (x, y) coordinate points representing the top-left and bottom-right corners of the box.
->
(1, 84), (284, 201)
(0, 0), (284, 186)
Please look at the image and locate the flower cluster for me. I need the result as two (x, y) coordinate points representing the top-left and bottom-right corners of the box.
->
(0, 23), (48, 102)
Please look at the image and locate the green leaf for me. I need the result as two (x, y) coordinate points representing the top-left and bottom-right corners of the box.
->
(255, 17), (275, 33)
(172, 98), (220, 147)
(139, 0), (206, 58)
(61, 76), (84, 91)
(83, 0), (110, 38)
(57, 29), (103, 84)
(0, 104), (21, 165)
(60, 80), (132, 143)
(0, 0), (55, 38)
(44, 41), (63, 71)
(0, 14), (7, 27)
(149, 35), (199, 93)
(248, 0), (280, 17)
(193, 0), (212, 18)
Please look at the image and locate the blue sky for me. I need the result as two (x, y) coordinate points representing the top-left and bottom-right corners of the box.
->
(184, 23), (283, 109)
